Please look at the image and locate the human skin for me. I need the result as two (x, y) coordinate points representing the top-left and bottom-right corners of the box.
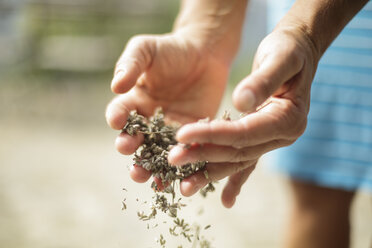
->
(106, 0), (249, 205)
(284, 180), (355, 248)
(106, 0), (368, 208)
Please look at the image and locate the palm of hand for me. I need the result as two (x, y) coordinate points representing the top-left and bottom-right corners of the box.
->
(121, 34), (230, 124)
(105, 33), (231, 192)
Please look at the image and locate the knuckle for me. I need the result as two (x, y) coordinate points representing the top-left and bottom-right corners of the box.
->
(234, 161), (251, 174)
(293, 116), (307, 138)
(268, 139), (291, 152)
(233, 148), (253, 162)
(116, 35), (156, 74)
(231, 121), (249, 148)
(271, 139), (285, 148)
(198, 147), (208, 161)
(279, 100), (307, 139)
(232, 162), (244, 174)
(229, 162), (255, 186)
(131, 59), (143, 74)
(128, 35), (152, 46)
(288, 49), (303, 71)
(206, 122), (217, 144)
(128, 35), (156, 54)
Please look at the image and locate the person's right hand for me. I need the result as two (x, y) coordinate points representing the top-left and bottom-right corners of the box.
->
(167, 25), (320, 208)
(105, 31), (231, 184)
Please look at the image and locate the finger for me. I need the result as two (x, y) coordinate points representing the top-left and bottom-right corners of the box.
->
(115, 132), (144, 155)
(233, 49), (303, 112)
(105, 93), (137, 130)
(111, 35), (156, 94)
(221, 165), (255, 208)
(153, 177), (170, 192)
(179, 160), (255, 197)
(176, 106), (297, 148)
(168, 139), (289, 165)
(129, 164), (152, 183)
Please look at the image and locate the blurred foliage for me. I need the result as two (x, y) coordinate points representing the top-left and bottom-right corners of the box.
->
(25, 0), (179, 36)
(5, 0), (179, 77)
(1, 0), (255, 88)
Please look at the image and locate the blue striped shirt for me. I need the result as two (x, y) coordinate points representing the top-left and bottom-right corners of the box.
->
(267, 0), (372, 192)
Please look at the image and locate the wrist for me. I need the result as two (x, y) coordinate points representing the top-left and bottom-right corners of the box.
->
(275, 16), (322, 63)
(278, 0), (368, 58)
(172, 0), (248, 64)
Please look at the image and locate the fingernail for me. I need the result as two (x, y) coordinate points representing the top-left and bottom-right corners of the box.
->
(111, 70), (126, 87)
(168, 145), (182, 164)
(169, 145), (196, 166)
(235, 88), (256, 112)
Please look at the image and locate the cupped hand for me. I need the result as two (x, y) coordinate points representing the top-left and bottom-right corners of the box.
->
(105, 32), (231, 184)
(168, 27), (320, 208)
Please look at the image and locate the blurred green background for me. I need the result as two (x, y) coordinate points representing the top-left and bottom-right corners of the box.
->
(0, 0), (371, 247)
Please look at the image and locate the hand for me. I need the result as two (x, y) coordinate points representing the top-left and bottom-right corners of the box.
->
(105, 32), (231, 184)
(168, 26), (320, 208)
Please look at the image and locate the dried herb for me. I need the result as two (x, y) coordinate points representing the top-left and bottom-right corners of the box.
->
(199, 183), (216, 198)
(121, 199), (127, 211)
(123, 108), (208, 190)
(122, 108), (224, 248)
(156, 234), (166, 247)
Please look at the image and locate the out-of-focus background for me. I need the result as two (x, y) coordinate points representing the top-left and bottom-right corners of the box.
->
(0, 0), (371, 247)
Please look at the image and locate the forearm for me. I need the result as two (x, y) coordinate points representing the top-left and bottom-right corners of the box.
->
(173, 0), (249, 63)
(278, 0), (368, 59)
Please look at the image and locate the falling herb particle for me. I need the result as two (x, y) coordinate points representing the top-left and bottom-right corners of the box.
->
(122, 108), (219, 248)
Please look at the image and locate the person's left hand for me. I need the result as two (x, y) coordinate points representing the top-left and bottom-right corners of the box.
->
(168, 26), (320, 208)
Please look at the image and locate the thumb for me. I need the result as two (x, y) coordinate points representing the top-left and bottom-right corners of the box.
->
(111, 35), (156, 94)
(232, 53), (303, 112)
